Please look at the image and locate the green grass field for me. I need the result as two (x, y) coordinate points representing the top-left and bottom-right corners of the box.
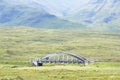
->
(0, 27), (120, 80)
(0, 62), (120, 80)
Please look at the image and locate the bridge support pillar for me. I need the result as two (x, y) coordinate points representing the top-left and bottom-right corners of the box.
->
(84, 60), (89, 66)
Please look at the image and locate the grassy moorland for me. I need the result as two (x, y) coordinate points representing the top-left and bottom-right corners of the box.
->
(0, 27), (120, 80)
(0, 62), (120, 80)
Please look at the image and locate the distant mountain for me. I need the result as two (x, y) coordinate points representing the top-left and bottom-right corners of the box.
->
(0, 0), (120, 31)
(0, 0), (84, 29)
(37, 0), (120, 31)
(67, 0), (120, 31)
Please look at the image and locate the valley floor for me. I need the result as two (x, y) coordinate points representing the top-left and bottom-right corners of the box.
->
(0, 27), (120, 80)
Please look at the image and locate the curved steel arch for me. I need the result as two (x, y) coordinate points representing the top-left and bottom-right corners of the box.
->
(30, 52), (91, 66)
(40, 52), (87, 62)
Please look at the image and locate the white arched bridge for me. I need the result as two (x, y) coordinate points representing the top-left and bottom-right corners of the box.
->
(30, 52), (93, 66)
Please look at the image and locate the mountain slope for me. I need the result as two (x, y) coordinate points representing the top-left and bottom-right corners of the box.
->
(0, 0), (120, 31)
(0, 0), (84, 29)
(36, 0), (120, 31)
(68, 0), (120, 24)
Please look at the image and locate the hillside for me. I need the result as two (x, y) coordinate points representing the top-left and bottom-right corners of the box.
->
(0, 0), (84, 29)
(40, 0), (120, 31)
(0, 0), (120, 31)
